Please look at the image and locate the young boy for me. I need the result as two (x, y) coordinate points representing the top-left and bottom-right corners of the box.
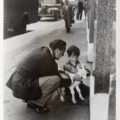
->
(63, 45), (90, 104)
(64, 45), (90, 78)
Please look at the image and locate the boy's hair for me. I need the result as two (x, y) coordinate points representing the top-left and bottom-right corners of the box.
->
(49, 39), (66, 50)
(67, 45), (80, 57)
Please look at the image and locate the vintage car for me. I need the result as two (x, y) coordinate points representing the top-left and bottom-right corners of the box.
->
(38, 0), (62, 20)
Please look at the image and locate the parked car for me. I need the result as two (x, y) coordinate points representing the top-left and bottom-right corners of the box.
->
(38, 0), (62, 20)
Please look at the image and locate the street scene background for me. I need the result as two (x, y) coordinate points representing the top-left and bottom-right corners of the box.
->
(3, 0), (116, 120)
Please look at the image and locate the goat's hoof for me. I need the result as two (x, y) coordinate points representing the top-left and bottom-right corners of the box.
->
(81, 98), (85, 101)
(72, 100), (77, 104)
(60, 96), (65, 102)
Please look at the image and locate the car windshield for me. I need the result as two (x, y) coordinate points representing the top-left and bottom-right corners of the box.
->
(42, 0), (56, 4)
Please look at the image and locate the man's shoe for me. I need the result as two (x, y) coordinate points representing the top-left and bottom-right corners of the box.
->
(27, 102), (49, 113)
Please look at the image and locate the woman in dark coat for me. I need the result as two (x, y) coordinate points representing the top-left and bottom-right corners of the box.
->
(6, 39), (67, 113)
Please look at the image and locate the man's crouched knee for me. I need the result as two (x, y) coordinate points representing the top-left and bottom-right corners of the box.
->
(48, 75), (61, 87)
(38, 75), (61, 87)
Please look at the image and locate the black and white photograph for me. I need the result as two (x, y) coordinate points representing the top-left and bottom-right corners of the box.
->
(1, 0), (119, 120)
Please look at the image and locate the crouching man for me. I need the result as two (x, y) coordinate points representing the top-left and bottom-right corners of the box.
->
(6, 39), (67, 113)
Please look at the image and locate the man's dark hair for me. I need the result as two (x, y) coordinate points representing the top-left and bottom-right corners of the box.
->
(49, 39), (66, 50)
(67, 45), (80, 57)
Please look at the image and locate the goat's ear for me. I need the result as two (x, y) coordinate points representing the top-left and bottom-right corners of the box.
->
(81, 63), (86, 70)
(86, 69), (91, 77)
(83, 64), (86, 69)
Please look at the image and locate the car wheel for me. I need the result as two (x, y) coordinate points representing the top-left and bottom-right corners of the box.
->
(38, 16), (41, 21)
(54, 11), (59, 21)
(54, 14), (57, 21)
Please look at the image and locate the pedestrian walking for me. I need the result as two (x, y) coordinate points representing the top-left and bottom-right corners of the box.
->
(6, 39), (68, 113)
(62, 0), (71, 32)
(76, 0), (84, 20)
(62, 0), (75, 33)
(83, 0), (87, 20)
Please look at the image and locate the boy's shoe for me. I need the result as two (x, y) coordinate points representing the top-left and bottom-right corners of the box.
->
(27, 101), (49, 113)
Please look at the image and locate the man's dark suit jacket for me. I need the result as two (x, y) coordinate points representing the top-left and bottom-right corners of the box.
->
(6, 47), (59, 100)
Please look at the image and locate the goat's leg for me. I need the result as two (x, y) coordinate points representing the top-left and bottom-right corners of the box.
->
(57, 88), (65, 102)
(75, 85), (85, 101)
(69, 86), (77, 104)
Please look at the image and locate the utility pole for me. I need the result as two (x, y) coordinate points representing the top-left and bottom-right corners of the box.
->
(90, 0), (115, 119)
(94, 0), (114, 93)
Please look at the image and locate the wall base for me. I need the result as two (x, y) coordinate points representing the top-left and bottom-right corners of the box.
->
(87, 42), (94, 62)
